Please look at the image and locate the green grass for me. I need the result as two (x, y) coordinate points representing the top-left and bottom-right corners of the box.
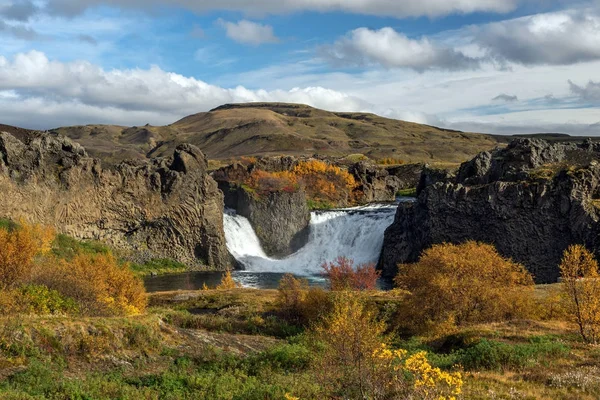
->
(307, 199), (335, 210)
(51, 234), (111, 259)
(396, 187), (417, 197)
(130, 258), (189, 276)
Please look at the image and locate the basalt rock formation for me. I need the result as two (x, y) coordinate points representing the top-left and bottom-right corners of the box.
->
(213, 160), (310, 258)
(380, 139), (600, 283)
(0, 130), (231, 270)
(350, 162), (422, 203)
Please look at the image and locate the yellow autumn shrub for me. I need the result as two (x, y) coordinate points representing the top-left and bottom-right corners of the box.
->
(395, 241), (535, 335)
(559, 244), (600, 344)
(34, 253), (147, 316)
(0, 221), (55, 289)
(314, 291), (462, 399)
(216, 270), (241, 290)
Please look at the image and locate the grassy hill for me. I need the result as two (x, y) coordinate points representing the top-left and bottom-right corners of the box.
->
(5, 103), (598, 165)
(48, 103), (501, 164)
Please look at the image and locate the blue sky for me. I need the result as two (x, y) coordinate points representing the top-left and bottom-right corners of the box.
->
(0, 0), (599, 134)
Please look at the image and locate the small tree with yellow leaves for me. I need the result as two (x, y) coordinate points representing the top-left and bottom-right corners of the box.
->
(560, 244), (600, 344)
(216, 270), (241, 290)
(314, 291), (462, 399)
(0, 221), (55, 289)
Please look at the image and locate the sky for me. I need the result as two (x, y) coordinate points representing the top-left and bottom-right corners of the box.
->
(0, 0), (599, 134)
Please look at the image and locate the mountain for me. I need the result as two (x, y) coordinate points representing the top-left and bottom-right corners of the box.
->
(8, 103), (597, 165)
(48, 103), (500, 165)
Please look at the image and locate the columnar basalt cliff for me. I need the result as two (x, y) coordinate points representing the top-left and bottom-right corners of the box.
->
(0, 130), (231, 269)
(380, 139), (600, 283)
(214, 160), (310, 258)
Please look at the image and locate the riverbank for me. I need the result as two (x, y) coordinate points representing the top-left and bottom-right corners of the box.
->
(1, 286), (598, 399)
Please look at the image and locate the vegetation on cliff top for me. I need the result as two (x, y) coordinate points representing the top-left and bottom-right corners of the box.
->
(240, 159), (359, 209)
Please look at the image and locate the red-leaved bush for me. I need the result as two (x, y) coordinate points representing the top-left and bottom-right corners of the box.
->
(321, 256), (380, 291)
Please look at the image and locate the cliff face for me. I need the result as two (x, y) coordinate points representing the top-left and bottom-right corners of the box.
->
(214, 160), (310, 258)
(223, 184), (310, 258)
(0, 130), (231, 270)
(350, 162), (422, 203)
(380, 139), (600, 283)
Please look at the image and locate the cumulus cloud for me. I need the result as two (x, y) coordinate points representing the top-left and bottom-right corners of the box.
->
(322, 27), (479, 71)
(218, 19), (279, 45)
(569, 80), (600, 103)
(492, 94), (518, 102)
(475, 10), (600, 65)
(45, 0), (518, 19)
(0, 51), (368, 128)
(0, 0), (38, 21)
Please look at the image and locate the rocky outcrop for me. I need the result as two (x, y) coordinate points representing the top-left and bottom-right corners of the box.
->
(380, 139), (600, 283)
(350, 162), (422, 202)
(0, 130), (231, 269)
(223, 184), (310, 258)
(213, 160), (310, 258)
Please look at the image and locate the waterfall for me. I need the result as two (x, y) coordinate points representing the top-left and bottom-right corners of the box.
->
(223, 203), (402, 275)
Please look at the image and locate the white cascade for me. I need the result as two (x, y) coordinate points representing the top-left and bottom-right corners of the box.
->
(223, 203), (401, 275)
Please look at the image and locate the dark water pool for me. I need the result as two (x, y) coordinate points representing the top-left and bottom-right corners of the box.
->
(143, 271), (392, 292)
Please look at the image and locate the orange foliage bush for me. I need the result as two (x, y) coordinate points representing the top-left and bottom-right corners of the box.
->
(293, 160), (357, 205)
(322, 256), (380, 291)
(33, 253), (147, 316)
(0, 221), (55, 289)
(242, 160), (358, 206)
(395, 241), (534, 334)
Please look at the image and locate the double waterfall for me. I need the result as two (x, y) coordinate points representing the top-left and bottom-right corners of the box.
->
(223, 204), (400, 276)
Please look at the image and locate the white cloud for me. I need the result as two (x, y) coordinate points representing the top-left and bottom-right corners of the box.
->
(45, 0), (518, 19)
(217, 19), (279, 45)
(475, 9), (600, 65)
(0, 51), (367, 128)
(322, 27), (479, 71)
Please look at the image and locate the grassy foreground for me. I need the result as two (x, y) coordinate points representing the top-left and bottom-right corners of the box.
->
(0, 287), (598, 400)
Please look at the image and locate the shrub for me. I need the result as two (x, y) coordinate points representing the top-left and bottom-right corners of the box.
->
(314, 292), (462, 399)
(0, 221), (55, 289)
(559, 245), (600, 344)
(395, 241), (535, 334)
(18, 284), (78, 315)
(321, 256), (380, 291)
(453, 337), (569, 371)
(244, 170), (298, 196)
(33, 253), (147, 316)
(276, 274), (332, 325)
(378, 157), (405, 165)
(293, 160), (357, 205)
(216, 271), (241, 290)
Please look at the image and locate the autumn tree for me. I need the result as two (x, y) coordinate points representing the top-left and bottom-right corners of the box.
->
(322, 256), (380, 291)
(559, 245), (600, 344)
(395, 241), (534, 334)
(216, 270), (241, 290)
(0, 221), (55, 289)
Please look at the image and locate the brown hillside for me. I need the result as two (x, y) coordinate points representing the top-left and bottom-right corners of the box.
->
(11, 103), (588, 165)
